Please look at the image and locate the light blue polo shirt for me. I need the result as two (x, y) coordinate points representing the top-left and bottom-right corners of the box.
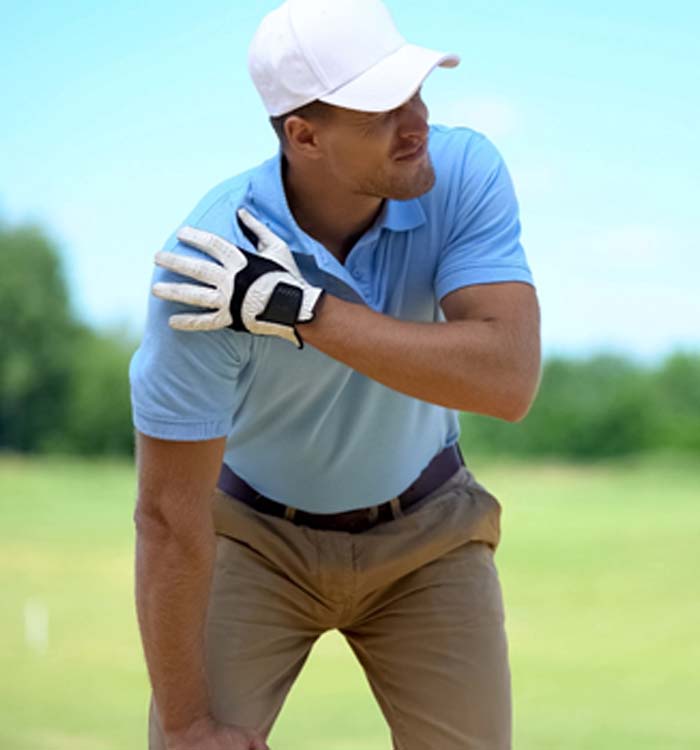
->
(130, 125), (534, 512)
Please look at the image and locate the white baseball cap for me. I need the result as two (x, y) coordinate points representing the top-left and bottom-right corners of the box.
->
(248, 0), (460, 117)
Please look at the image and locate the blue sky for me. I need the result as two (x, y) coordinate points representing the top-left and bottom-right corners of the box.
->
(2, 0), (699, 359)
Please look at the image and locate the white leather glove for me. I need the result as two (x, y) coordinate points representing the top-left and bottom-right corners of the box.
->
(153, 208), (324, 348)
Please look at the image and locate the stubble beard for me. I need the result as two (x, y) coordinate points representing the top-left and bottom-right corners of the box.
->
(364, 153), (436, 201)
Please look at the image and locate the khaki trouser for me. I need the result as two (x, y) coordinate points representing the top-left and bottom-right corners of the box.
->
(148, 466), (511, 750)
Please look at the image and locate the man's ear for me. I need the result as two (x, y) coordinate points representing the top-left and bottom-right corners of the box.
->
(284, 116), (325, 160)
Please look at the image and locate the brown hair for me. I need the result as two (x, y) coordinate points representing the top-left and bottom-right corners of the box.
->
(269, 100), (334, 144)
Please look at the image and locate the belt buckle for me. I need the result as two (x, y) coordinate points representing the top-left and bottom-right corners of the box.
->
(335, 504), (379, 533)
(342, 508), (371, 533)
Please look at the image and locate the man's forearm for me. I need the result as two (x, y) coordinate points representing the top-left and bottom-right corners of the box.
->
(135, 511), (216, 739)
(300, 293), (540, 419)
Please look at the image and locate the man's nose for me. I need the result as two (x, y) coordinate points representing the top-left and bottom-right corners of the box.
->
(397, 96), (429, 139)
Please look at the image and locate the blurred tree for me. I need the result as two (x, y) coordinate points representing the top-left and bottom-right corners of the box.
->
(459, 354), (679, 459)
(0, 222), (78, 451)
(0, 221), (135, 455)
(653, 353), (700, 454)
(61, 328), (135, 455)
(525, 355), (658, 458)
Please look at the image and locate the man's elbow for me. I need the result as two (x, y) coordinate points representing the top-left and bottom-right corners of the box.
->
(499, 395), (535, 423)
(499, 368), (541, 422)
(134, 496), (215, 563)
(461, 386), (537, 423)
(479, 356), (540, 422)
(133, 496), (175, 542)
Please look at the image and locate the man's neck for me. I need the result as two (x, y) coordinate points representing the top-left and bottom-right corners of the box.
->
(282, 157), (384, 264)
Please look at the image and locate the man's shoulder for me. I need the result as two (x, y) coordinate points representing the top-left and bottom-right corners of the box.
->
(428, 124), (504, 177)
(424, 125), (511, 219)
(165, 156), (276, 248)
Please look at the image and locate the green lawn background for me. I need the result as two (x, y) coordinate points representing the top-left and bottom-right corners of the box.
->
(1, 455), (698, 749)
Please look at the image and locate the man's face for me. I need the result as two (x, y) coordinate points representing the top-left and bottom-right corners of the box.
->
(316, 90), (434, 201)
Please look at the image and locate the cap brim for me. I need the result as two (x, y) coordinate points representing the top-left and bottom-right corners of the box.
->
(318, 44), (459, 113)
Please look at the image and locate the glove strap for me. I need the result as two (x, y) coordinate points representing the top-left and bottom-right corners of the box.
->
(255, 282), (303, 327)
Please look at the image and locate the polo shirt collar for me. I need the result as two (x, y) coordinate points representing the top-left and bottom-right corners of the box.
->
(382, 192), (426, 231)
(245, 151), (426, 255)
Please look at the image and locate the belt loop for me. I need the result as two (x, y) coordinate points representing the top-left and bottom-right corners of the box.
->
(284, 506), (297, 522)
(389, 497), (403, 519)
(367, 505), (379, 523)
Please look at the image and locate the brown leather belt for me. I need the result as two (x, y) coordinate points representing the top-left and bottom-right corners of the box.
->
(217, 444), (464, 534)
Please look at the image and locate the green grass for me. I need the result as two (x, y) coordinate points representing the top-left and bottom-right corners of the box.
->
(1, 454), (698, 749)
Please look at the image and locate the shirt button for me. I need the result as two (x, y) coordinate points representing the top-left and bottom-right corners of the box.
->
(352, 268), (364, 281)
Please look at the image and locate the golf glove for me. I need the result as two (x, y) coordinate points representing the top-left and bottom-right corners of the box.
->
(153, 208), (324, 348)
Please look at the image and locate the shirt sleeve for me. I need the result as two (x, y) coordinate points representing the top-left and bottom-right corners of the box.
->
(434, 132), (534, 301)
(129, 198), (252, 441)
(129, 279), (251, 441)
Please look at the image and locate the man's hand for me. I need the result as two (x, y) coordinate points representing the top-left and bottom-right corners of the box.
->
(167, 716), (270, 750)
(153, 208), (324, 348)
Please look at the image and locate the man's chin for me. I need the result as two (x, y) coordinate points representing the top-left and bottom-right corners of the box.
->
(389, 162), (436, 200)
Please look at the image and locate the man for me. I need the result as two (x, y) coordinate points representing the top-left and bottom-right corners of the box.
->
(130, 1), (540, 748)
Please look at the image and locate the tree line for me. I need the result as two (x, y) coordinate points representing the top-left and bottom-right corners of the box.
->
(1, 221), (698, 459)
(460, 351), (699, 458)
(0, 222), (134, 455)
